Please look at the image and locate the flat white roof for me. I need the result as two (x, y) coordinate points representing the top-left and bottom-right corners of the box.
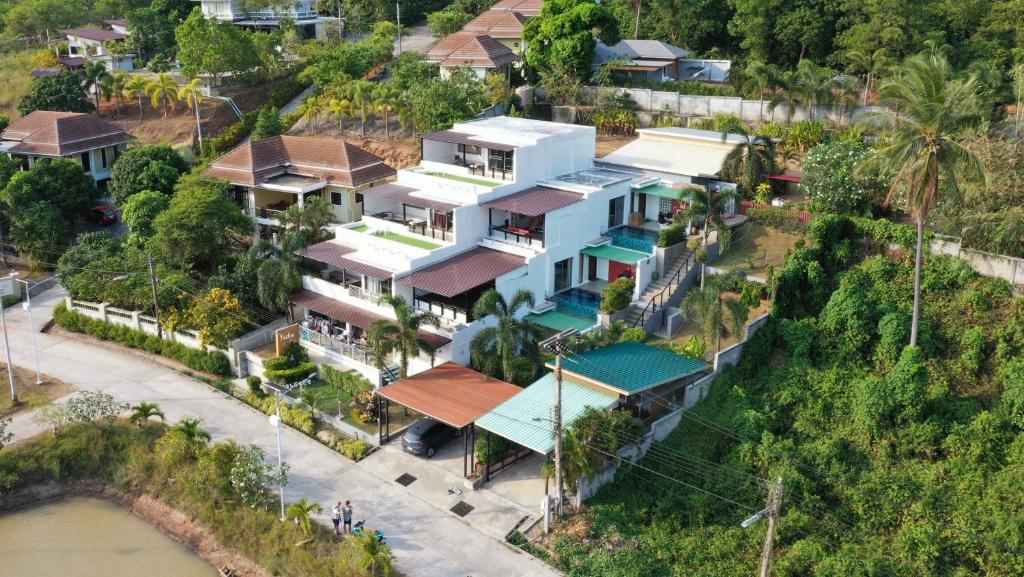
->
(634, 127), (748, 145)
(449, 117), (593, 147)
(598, 128), (744, 178)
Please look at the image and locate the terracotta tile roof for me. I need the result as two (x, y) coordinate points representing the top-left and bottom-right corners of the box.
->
(64, 27), (126, 42)
(377, 362), (521, 428)
(203, 135), (396, 188)
(292, 289), (451, 349)
(400, 247), (525, 298)
(462, 10), (528, 36)
(362, 183), (460, 212)
(489, 0), (543, 16)
(480, 185), (583, 216)
(427, 33), (519, 68)
(1, 111), (131, 156)
(295, 241), (394, 279)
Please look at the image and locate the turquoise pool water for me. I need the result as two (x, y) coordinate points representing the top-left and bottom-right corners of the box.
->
(607, 226), (658, 253)
(552, 288), (602, 320)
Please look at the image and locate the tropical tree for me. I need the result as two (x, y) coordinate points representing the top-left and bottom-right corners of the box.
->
(172, 417), (212, 443)
(346, 80), (375, 135)
(675, 183), (740, 288)
(125, 75), (149, 121)
(81, 60), (109, 112)
(796, 59), (836, 121)
(847, 48), (889, 106)
(718, 118), (776, 195)
(326, 97), (352, 132)
(857, 52), (987, 347)
(367, 295), (441, 379)
(146, 73), (179, 118)
(285, 498), (322, 536)
(767, 69), (801, 123)
(372, 85), (399, 139)
(469, 289), (543, 384)
(129, 401), (165, 426)
(744, 59), (774, 122)
(99, 71), (128, 117)
(833, 74), (863, 126)
(680, 280), (748, 352)
(279, 197), (334, 243)
(179, 77), (206, 148)
(356, 531), (393, 576)
(257, 235), (304, 318)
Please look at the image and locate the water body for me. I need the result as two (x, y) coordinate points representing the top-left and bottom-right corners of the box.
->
(0, 496), (219, 577)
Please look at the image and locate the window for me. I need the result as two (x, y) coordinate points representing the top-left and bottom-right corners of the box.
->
(100, 148), (108, 169)
(608, 196), (624, 228)
(330, 191), (343, 205)
(659, 196), (673, 214)
(80, 152), (91, 172)
(458, 143), (481, 155)
(554, 257), (573, 292)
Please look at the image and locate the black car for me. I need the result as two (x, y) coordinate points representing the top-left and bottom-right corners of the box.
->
(401, 418), (459, 458)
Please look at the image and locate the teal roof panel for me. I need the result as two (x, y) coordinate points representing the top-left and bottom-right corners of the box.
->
(525, 310), (597, 332)
(550, 341), (709, 395)
(580, 244), (650, 264)
(636, 183), (682, 200)
(475, 373), (619, 454)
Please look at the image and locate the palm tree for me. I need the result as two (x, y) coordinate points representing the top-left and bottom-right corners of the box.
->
(367, 295), (441, 379)
(345, 80), (375, 135)
(171, 417), (212, 443)
(81, 61), (109, 112)
(299, 97), (325, 130)
(285, 498), (322, 536)
(846, 48), (889, 106)
(372, 85), (398, 139)
(857, 52), (987, 346)
(125, 75), (149, 122)
(357, 531), (393, 576)
(179, 78), (206, 150)
(99, 72), (128, 117)
(632, 0), (643, 38)
(146, 73), (179, 118)
(833, 74), (863, 126)
(129, 401), (165, 426)
(257, 234), (304, 319)
(744, 60), (774, 122)
(796, 59), (837, 121)
(767, 69), (801, 124)
(280, 197), (334, 242)
(717, 118), (776, 196)
(326, 97), (352, 132)
(469, 288), (543, 384)
(675, 182), (740, 289)
(680, 282), (748, 352)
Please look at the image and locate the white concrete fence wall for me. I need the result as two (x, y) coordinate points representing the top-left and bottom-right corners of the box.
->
(931, 237), (1024, 291)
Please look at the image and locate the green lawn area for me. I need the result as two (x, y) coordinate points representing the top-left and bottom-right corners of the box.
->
(350, 224), (368, 232)
(713, 223), (803, 275)
(372, 231), (441, 250)
(425, 171), (498, 187)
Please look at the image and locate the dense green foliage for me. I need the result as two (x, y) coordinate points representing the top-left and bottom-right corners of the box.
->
(656, 223), (687, 247)
(745, 206), (808, 234)
(600, 278), (634, 314)
(549, 214), (1024, 576)
(53, 301), (232, 375)
(175, 9), (264, 81)
(523, 0), (620, 79)
(17, 70), (92, 115)
(199, 76), (307, 160)
(121, 190), (170, 242)
(108, 144), (189, 206)
(800, 140), (887, 214)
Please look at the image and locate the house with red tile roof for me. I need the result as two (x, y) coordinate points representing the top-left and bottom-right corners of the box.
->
(0, 111), (132, 184)
(425, 32), (520, 79)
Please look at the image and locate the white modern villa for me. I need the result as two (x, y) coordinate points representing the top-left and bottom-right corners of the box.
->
(192, 0), (334, 39)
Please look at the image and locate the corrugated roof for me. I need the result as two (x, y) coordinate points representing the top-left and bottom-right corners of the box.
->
(291, 289), (450, 349)
(552, 341), (709, 395)
(636, 183), (683, 200)
(479, 185), (582, 216)
(377, 362), (521, 428)
(400, 247), (525, 298)
(420, 129), (515, 152)
(475, 373), (619, 454)
(581, 244), (650, 264)
(524, 310), (596, 332)
(0, 111), (131, 156)
(595, 39), (688, 63)
(362, 183), (459, 212)
(295, 242), (393, 279)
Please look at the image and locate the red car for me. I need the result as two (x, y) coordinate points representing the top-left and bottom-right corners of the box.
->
(88, 204), (118, 226)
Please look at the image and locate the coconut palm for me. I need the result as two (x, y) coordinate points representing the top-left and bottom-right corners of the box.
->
(257, 234), (304, 318)
(675, 181), (740, 289)
(744, 60), (774, 122)
(846, 48), (889, 106)
(285, 498), (322, 536)
(367, 295), (441, 379)
(857, 52), (987, 346)
(357, 531), (393, 576)
(833, 74), (863, 126)
(179, 78), (206, 149)
(81, 61), (109, 112)
(129, 401), (165, 426)
(469, 288), (543, 384)
(796, 59), (837, 121)
(279, 197), (334, 242)
(372, 85), (399, 139)
(345, 80), (375, 135)
(99, 71), (128, 117)
(146, 73), (179, 118)
(171, 417), (212, 443)
(125, 75), (149, 121)
(717, 118), (776, 196)
(767, 69), (801, 124)
(680, 281), (748, 352)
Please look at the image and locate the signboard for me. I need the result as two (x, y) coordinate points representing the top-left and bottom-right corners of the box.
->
(275, 323), (301, 356)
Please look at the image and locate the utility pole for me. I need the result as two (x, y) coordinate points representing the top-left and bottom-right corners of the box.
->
(758, 477), (784, 577)
(395, 1), (402, 54)
(0, 296), (16, 405)
(147, 255), (162, 339)
(539, 328), (578, 518)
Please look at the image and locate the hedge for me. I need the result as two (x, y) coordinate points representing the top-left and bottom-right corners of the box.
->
(53, 301), (232, 376)
(264, 362), (317, 385)
(657, 223), (687, 247)
(747, 207), (808, 234)
(245, 392), (316, 434)
(200, 76), (309, 161)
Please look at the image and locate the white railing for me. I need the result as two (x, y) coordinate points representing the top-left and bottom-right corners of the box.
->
(300, 327), (376, 367)
(414, 298), (467, 329)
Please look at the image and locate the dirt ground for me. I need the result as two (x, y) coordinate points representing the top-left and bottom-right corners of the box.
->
(0, 363), (74, 417)
(660, 294), (773, 357)
(595, 134), (636, 157)
(290, 116), (422, 169)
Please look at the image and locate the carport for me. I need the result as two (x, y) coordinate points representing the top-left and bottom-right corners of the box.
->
(376, 362), (521, 477)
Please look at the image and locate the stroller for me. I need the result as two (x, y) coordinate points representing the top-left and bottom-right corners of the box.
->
(352, 520), (386, 545)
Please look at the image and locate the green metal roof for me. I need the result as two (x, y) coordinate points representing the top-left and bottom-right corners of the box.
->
(580, 244), (651, 265)
(475, 373), (619, 454)
(525, 310), (597, 332)
(550, 341), (709, 395)
(636, 184), (683, 200)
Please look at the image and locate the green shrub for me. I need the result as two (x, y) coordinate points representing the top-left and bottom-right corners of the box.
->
(747, 206), (808, 233)
(337, 438), (371, 460)
(245, 392), (316, 434)
(321, 364), (373, 398)
(600, 278), (634, 314)
(619, 327), (646, 342)
(264, 361), (317, 385)
(475, 431), (512, 466)
(247, 375), (265, 398)
(657, 223), (687, 247)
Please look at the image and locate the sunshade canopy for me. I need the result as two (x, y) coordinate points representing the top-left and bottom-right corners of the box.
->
(377, 362), (521, 428)
(636, 183), (685, 200)
(422, 129), (515, 152)
(480, 185), (583, 216)
(551, 341), (708, 396)
(581, 244), (650, 265)
(401, 247), (525, 298)
(292, 289), (450, 349)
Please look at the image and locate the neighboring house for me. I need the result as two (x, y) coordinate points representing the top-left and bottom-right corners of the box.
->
(425, 32), (519, 79)
(64, 26), (134, 72)
(202, 135), (397, 238)
(487, 0), (542, 16)
(289, 117), (673, 385)
(192, 0), (333, 39)
(461, 9), (529, 54)
(678, 58), (731, 82)
(593, 39), (689, 83)
(104, 19), (130, 35)
(0, 111), (132, 185)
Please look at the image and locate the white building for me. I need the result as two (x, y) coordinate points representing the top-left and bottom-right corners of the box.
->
(291, 117), (676, 385)
(0, 111), (132, 184)
(192, 0), (333, 39)
(63, 26), (135, 72)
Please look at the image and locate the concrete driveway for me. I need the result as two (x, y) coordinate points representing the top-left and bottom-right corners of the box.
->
(2, 287), (560, 577)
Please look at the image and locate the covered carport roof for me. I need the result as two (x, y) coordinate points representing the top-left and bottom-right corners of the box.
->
(376, 362), (521, 428)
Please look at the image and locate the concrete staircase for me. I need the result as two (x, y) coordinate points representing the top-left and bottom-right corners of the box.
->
(624, 250), (696, 328)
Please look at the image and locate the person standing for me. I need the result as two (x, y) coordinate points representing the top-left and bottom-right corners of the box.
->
(331, 501), (342, 535)
(342, 500), (353, 534)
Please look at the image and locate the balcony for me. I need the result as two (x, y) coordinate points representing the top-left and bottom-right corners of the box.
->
(420, 132), (515, 182)
(488, 224), (544, 249)
(300, 326), (376, 366)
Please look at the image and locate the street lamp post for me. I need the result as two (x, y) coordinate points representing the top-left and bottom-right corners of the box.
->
(0, 294), (15, 405)
(270, 392), (286, 522)
(15, 278), (42, 385)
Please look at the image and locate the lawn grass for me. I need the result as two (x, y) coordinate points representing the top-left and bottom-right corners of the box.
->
(713, 223), (802, 276)
(293, 379), (420, 434)
(0, 364), (74, 417)
(0, 49), (36, 120)
(425, 171), (498, 188)
(353, 223), (442, 249)
(350, 224), (369, 232)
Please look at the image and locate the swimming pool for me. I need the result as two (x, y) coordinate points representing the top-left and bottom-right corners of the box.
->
(607, 225), (659, 253)
(551, 288), (602, 320)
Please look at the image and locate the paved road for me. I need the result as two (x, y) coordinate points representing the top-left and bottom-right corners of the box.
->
(397, 23), (435, 55)
(2, 288), (558, 577)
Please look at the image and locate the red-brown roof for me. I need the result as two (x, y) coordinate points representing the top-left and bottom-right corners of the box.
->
(292, 289), (450, 349)
(64, 27), (126, 42)
(462, 10), (528, 37)
(203, 135), (396, 188)
(480, 185), (583, 216)
(296, 241), (393, 279)
(377, 362), (521, 428)
(400, 247), (525, 298)
(768, 173), (802, 183)
(427, 33), (519, 68)
(1, 111), (131, 156)
(362, 183), (460, 212)
(489, 0), (543, 16)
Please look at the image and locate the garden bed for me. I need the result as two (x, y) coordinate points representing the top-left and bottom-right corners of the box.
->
(713, 222), (803, 275)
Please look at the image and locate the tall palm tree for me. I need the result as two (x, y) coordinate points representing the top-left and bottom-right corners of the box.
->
(345, 80), (375, 136)
(326, 97), (352, 132)
(280, 197), (334, 242)
(146, 73), (179, 118)
(367, 295), (441, 379)
(469, 288), (543, 384)
(81, 61), (109, 112)
(372, 85), (398, 139)
(171, 417), (212, 443)
(257, 234), (304, 319)
(285, 498), (322, 536)
(99, 72), (128, 117)
(680, 281), (748, 352)
(796, 59), (837, 121)
(717, 118), (776, 196)
(129, 401), (165, 426)
(767, 69), (801, 124)
(675, 182), (740, 289)
(833, 74), (863, 126)
(846, 48), (889, 106)
(125, 75), (149, 122)
(179, 78), (206, 149)
(744, 60), (774, 122)
(857, 52), (987, 346)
